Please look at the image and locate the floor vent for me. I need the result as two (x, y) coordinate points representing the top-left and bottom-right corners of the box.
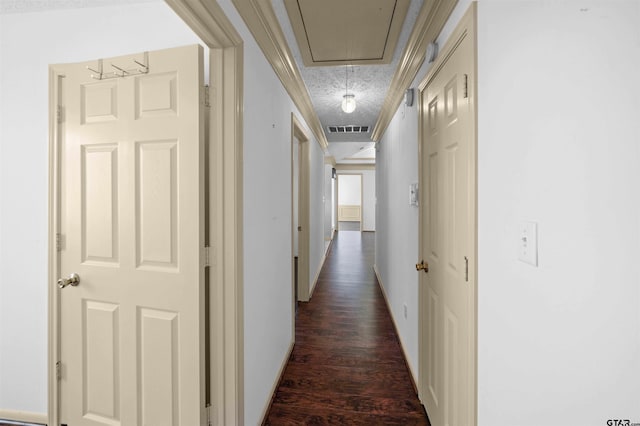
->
(327, 125), (369, 133)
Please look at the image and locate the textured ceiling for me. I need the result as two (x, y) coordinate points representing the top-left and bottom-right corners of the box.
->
(272, 0), (424, 163)
(0, 0), (160, 14)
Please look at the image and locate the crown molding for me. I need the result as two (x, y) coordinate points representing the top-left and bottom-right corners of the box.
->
(324, 156), (336, 166)
(335, 164), (375, 171)
(232, 0), (328, 151)
(166, 0), (242, 47)
(344, 157), (376, 161)
(371, 0), (458, 142)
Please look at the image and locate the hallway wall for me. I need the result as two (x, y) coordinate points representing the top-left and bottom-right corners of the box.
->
(377, 1), (640, 424)
(308, 141), (327, 296)
(476, 1), (640, 424)
(323, 163), (334, 245)
(217, 2), (327, 424)
(375, 0), (471, 382)
(0, 2), (202, 415)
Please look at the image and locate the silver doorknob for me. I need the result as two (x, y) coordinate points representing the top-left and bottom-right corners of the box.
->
(57, 273), (80, 289)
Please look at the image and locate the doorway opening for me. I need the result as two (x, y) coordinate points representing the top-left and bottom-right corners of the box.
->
(290, 113), (311, 309)
(337, 174), (363, 232)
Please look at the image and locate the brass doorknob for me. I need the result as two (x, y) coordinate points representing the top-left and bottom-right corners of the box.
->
(416, 261), (429, 273)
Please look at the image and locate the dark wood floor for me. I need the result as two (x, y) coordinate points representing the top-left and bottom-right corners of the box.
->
(264, 230), (430, 425)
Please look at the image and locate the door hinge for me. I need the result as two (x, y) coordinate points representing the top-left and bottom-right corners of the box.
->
(203, 246), (214, 268)
(463, 74), (469, 99)
(464, 256), (469, 282)
(56, 105), (64, 123)
(202, 85), (210, 108)
(206, 403), (213, 426)
(56, 361), (62, 380)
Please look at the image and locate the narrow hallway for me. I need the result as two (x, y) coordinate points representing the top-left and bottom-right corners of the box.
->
(264, 231), (430, 425)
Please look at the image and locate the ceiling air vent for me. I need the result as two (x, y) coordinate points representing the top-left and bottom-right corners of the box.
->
(327, 125), (370, 134)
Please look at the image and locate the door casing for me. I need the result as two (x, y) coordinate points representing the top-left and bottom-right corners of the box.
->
(417, 3), (477, 425)
(292, 113), (311, 303)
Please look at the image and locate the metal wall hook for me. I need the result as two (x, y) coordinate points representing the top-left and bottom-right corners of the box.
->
(86, 53), (149, 80)
(87, 59), (104, 80)
(111, 63), (129, 77)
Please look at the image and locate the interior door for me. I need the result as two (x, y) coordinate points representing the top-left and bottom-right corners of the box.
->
(419, 14), (476, 426)
(57, 45), (205, 425)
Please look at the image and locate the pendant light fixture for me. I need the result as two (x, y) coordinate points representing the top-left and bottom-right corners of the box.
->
(341, 65), (356, 113)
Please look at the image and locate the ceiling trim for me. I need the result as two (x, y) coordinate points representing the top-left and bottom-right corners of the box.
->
(231, 0), (328, 150)
(166, 0), (242, 47)
(344, 157), (376, 161)
(336, 164), (376, 171)
(371, 0), (459, 142)
(324, 156), (337, 166)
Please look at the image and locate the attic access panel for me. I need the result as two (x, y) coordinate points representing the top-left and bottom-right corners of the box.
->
(284, 0), (410, 66)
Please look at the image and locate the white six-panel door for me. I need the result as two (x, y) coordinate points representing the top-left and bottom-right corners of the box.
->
(57, 45), (205, 426)
(419, 7), (476, 426)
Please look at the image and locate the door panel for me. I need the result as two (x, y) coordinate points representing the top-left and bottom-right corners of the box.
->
(58, 45), (205, 426)
(419, 16), (476, 426)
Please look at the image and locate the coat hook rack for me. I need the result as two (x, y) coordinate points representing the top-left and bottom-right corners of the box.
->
(87, 52), (149, 80)
(87, 59), (104, 80)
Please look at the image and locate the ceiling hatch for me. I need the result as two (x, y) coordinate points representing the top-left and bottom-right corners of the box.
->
(327, 125), (370, 134)
(284, 0), (410, 67)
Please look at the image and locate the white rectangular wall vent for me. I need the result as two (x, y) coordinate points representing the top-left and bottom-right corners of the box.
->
(327, 125), (370, 133)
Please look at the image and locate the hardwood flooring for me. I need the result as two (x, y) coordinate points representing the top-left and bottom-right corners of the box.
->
(0, 231), (427, 426)
(264, 230), (430, 425)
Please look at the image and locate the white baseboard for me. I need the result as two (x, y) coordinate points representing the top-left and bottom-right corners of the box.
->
(309, 252), (326, 298)
(0, 409), (47, 425)
(259, 339), (295, 424)
(373, 264), (418, 385)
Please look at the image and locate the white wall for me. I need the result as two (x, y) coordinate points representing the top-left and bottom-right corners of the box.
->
(308, 141), (326, 295)
(338, 174), (361, 205)
(375, 97), (421, 377)
(323, 164), (333, 244)
(377, 0), (640, 423)
(216, 2), (327, 423)
(374, 0), (470, 382)
(477, 1), (640, 424)
(338, 169), (376, 231)
(0, 2), (202, 415)
(0, 14), (4, 417)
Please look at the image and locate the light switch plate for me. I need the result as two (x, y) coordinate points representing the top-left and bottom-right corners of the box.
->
(518, 222), (538, 266)
(409, 183), (419, 206)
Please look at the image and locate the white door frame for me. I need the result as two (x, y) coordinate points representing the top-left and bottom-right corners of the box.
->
(47, 67), (63, 426)
(416, 3), (477, 425)
(48, 2), (245, 425)
(292, 113), (311, 303)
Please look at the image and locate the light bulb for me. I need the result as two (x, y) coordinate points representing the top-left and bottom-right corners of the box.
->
(341, 94), (356, 113)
